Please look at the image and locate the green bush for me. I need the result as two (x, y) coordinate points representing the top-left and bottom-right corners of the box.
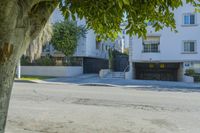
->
(194, 74), (200, 82)
(185, 69), (200, 83)
(34, 57), (55, 66)
(21, 56), (32, 66)
(185, 69), (196, 76)
(21, 56), (55, 66)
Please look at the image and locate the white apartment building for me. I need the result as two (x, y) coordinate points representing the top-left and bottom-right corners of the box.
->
(130, 2), (200, 81)
(46, 10), (120, 73)
(74, 18), (110, 59)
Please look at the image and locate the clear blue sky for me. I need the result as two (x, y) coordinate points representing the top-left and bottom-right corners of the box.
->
(51, 9), (64, 23)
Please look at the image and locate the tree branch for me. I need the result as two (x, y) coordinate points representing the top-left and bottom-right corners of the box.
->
(28, 1), (58, 39)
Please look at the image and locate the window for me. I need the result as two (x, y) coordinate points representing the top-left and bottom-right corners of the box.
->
(183, 41), (196, 53)
(143, 44), (159, 53)
(183, 13), (196, 25)
(143, 36), (160, 53)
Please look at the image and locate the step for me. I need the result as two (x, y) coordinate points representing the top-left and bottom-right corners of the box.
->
(103, 72), (125, 79)
(111, 72), (125, 78)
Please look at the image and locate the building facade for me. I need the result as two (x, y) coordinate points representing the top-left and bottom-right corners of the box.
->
(44, 12), (124, 73)
(130, 2), (200, 81)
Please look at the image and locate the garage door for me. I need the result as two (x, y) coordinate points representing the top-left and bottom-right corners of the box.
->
(135, 63), (180, 81)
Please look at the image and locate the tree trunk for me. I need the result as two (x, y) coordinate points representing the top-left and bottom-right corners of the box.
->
(0, 1), (57, 133)
(0, 61), (16, 133)
(108, 48), (113, 70)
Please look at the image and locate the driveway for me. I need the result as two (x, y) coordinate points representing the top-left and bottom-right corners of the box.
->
(6, 82), (200, 133)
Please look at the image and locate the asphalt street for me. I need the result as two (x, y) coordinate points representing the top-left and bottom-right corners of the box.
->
(5, 82), (200, 133)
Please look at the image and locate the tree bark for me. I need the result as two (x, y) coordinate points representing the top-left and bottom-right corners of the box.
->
(0, 61), (16, 133)
(0, 0), (58, 132)
(108, 48), (113, 70)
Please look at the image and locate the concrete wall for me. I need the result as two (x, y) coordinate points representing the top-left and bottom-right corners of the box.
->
(130, 2), (199, 82)
(183, 75), (194, 83)
(131, 3), (200, 62)
(21, 66), (83, 77)
(183, 62), (200, 74)
(99, 69), (111, 78)
(74, 18), (109, 59)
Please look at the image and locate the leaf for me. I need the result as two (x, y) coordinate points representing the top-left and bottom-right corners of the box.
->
(51, 20), (86, 56)
(118, 0), (123, 9)
(123, 0), (130, 5)
(58, 0), (197, 39)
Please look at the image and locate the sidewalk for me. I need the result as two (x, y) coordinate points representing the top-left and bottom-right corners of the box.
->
(43, 74), (200, 91)
(15, 74), (200, 91)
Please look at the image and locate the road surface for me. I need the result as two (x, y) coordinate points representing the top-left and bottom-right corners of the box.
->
(6, 82), (200, 133)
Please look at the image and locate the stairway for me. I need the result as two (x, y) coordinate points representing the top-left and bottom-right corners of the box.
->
(105, 72), (125, 79)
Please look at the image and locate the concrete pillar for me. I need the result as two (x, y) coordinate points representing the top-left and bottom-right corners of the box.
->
(177, 62), (184, 81)
(125, 36), (134, 79)
(17, 59), (21, 79)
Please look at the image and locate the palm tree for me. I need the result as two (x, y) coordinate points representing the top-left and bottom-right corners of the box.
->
(25, 20), (53, 63)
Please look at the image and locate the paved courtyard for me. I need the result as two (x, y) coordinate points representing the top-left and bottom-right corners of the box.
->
(6, 82), (200, 133)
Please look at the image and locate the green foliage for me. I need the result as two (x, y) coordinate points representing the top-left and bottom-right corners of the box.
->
(20, 76), (55, 80)
(34, 56), (55, 66)
(193, 74), (200, 82)
(185, 69), (196, 76)
(185, 69), (200, 82)
(58, 0), (199, 40)
(51, 20), (86, 56)
(21, 56), (32, 66)
(21, 56), (55, 66)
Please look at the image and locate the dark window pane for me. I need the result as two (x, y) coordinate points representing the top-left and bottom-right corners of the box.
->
(190, 42), (195, 51)
(190, 15), (195, 24)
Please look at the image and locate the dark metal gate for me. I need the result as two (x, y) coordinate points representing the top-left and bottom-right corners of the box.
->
(135, 63), (180, 81)
(113, 55), (129, 72)
(83, 57), (108, 74)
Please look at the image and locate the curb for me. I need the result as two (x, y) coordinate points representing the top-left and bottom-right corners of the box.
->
(79, 83), (119, 87)
(14, 80), (38, 83)
(79, 83), (154, 88)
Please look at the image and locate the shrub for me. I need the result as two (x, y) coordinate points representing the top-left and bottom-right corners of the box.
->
(21, 56), (55, 66)
(34, 56), (55, 66)
(185, 69), (196, 76)
(21, 56), (32, 66)
(185, 69), (200, 83)
(193, 74), (200, 82)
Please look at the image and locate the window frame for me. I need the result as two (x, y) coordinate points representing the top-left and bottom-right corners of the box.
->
(182, 40), (197, 54)
(142, 36), (160, 53)
(182, 13), (197, 26)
